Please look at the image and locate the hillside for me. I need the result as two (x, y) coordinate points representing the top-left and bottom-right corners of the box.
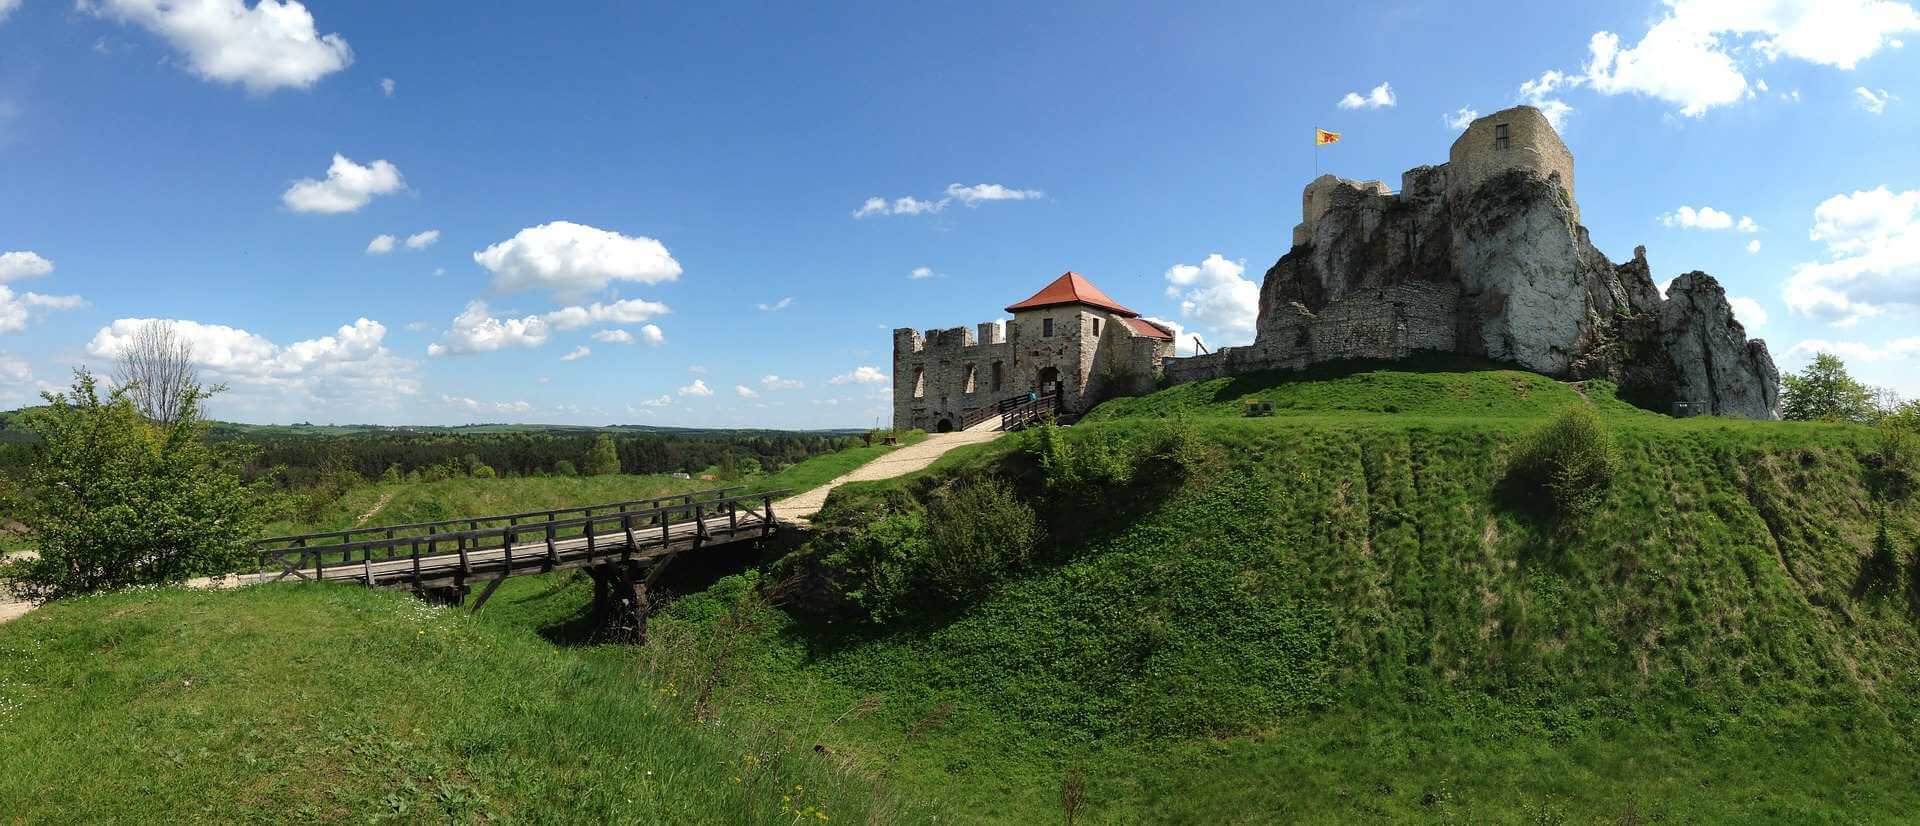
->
(4, 367), (1916, 822)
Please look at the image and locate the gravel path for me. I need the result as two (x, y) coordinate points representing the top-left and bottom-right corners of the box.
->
(772, 429), (1006, 524)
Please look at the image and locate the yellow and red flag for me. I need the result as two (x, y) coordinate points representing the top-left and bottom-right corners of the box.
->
(1315, 128), (1342, 146)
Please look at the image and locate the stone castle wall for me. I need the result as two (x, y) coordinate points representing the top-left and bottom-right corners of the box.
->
(1447, 106), (1575, 221)
(1164, 282), (1460, 383)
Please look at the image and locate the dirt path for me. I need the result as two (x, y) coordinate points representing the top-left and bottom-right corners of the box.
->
(353, 490), (396, 527)
(772, 430), (1006, 524)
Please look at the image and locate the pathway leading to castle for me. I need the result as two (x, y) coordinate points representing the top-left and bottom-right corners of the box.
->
(772, 428), (1006, 524)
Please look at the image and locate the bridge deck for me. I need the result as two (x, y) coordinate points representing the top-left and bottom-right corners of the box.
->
(255, 487), (787, 593)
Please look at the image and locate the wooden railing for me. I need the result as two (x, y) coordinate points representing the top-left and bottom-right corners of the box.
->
(999, 390), (1057, 431)
(253, 487), (785, 586)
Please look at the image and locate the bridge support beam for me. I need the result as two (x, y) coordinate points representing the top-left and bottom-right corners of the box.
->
(587, 557), (674, 643)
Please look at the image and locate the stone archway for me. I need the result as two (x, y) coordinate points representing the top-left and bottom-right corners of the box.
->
(935, 418), (954, 433)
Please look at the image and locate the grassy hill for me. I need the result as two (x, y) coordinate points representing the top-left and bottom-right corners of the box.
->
(4, 365), (1917, 822)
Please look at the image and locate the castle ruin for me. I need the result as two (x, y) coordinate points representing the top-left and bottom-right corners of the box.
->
(892, 273), (1175, 432)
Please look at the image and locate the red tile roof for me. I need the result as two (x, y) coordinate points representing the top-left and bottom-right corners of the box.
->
(1004, 272), (1139, 317)
(1121, 317), (1175, 340)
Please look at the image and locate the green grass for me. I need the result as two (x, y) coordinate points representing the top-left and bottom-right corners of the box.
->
(0, 584), (936, 823)
(745, 429), (927, 497)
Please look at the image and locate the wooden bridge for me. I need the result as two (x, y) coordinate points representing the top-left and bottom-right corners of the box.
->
(252, 487), (786, 640)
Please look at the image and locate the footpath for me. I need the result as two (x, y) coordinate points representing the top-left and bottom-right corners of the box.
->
(771, 428), (1005, 524)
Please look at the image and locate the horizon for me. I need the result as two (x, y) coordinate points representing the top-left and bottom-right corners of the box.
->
(3, 1), (1918, 427)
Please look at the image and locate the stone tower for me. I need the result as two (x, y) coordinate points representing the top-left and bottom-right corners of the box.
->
(892, 272), (1175, 432)
(1447, 105), (1577, 220)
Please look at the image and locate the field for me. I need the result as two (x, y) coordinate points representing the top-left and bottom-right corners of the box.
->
(4, 366), (1918, 822)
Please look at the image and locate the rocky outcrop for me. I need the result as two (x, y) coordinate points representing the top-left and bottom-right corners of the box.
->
(1168, 165), (1780, 419)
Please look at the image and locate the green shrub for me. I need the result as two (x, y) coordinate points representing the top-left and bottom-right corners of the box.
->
(553, 459), (578, 476)
(1027, 422), (1134, 501)
(833, 513), (928, 623)
(922, 480), (1039, 604)
(472, 465), (497, 479)
(1506, 405), (1621, 516)
(1874, 418), (1918, 505)
(0, 370), (268, 600)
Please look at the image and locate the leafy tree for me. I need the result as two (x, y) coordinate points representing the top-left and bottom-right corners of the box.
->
(0, 370), (267, 601)
(1506, 405), (1621, 517)
(1782, 353), (1877, 423)
(552, 459), (578, 476)
(585, 434), (622, 476)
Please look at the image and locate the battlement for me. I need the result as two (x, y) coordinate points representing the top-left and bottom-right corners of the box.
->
(892, 321), (1007, 354)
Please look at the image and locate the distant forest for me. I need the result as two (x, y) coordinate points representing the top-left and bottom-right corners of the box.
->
(0, 410), (862, 488)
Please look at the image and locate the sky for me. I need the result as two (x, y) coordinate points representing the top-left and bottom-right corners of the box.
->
(2, 1), (1918, 428)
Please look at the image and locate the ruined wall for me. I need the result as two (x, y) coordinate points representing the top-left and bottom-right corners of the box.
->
(1294, 175), (1393, 247)
(892, 324), (1012, 432)
(1164, 283), (1459, 383)
(1447, 105), (1576, 221)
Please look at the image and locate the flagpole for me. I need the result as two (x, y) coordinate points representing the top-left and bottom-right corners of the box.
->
(1313, 128), (1319, 177)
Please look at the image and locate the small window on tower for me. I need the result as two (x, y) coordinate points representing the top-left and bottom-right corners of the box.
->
(1042, 317), (1055, 337)
(1092, 317), (1102, 336)
(1493, 123), (1511, 150)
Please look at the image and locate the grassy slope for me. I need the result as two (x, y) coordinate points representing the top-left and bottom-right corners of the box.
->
(629, 367), (1920, 823)
(0, 584), (933, 823)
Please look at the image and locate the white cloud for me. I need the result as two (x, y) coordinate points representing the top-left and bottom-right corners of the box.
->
(1577, 0), (1920, 117)
(540, 298), (671, 331)
(829, 366), (888, 385)
(1748, 239), (1763, 254)
(441, 394), (532, 415)
(0, 0), (20, 23)
(1337, 81), (1396, 110)
(404, 229), (439, 249)
(1443, 107), (1478, 130)
(1163, 253), (1259, 347)
(909, 266), (936, 280)
(735, 384), (758, 399)
(404, 320), (432, 332)
(760, 375), (804, 391)
(380, 77), (395, 98)
(88, 316), (419, 403)
(1784, 186), (1920, 325)
(853, 183), (1043, 217)
(639, 323), (664, 345)
(945, 183), (1044, 206)
(85, 0), (353, 94)
(1518, 69), (1576, 128)
(678, 378), (713, 397)
(1661, 205), (1760, 232)
(282, 154), (404, 214)
(1143, 316), (1203, 357)
(1855, 86), (1897, 113)
(560, 345), (590, 362)
(473, 220), (681, 301)
(426, 301), (551, 355)
(0, 251), (53, 282)
(1729, 296), (1770, 327)
(1786, 337), (1920, 362)
(365, 233), (396, 254)
(592, 329), (634, 344)
(757, 296), (794, 311)
(0, 287), (89, 333)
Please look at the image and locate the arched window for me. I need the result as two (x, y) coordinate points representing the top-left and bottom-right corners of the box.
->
(964, 364), (977, 394)
(991, 361), (1004, 393)
(912, 367), (925, 399)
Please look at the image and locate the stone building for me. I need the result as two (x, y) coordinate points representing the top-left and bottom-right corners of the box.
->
(892, 272), (1175, 432)
(1167, 104), (1779, 419)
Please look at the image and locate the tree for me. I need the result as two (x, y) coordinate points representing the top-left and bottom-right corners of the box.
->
(1781, 353), (1877, 423)
(0, 370), (267, 601)
(584, 434), (621, 476)
(111, 319), (204, 425)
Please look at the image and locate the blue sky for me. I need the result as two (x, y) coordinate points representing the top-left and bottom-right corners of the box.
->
(2, 1), (1917, 427)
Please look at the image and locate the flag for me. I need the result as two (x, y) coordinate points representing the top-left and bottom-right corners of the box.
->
(1316, 128), (1342, 146)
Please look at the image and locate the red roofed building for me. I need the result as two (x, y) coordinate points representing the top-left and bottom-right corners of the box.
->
(893, 272), (1176, 432)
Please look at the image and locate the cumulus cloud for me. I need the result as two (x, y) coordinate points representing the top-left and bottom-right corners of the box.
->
(909, 266), (936, 280)
(1748, 239), (1763, 254)
(1855, 86), (1897, 113)
(426, 301), (551, 355)
(0, 0), (20, 23)
(85, 0), (354, 94)
(735, 384), (758, 399)
(1163, 253), (1260, 347)
(1728, 296), (1770, 328)
(539, 298), (670, 331)
(829, 366), (887, 385)
(404, 229), (439, 249)
(380, 77), (395, 97)
(442, 394), (532, 415)
(0, 287), (89, 333)
(757, 296), (793, 312)
(591, 329), (634, 344)
(639, 323), (664, 345)
(1337, 81), (1396, 110)
(678, 378), (712, 397)
(365, 233), (396, 254)
(1518, 69), (1576, 128)
(1784, 185), (1920, 325)
(88, 316), (419, 403)
(760, 375), (803, 391)
(853, 183), (1043, 217)
(1574, 0), (1919, 117)
(560, 345), (590, 362)
(473, 220), (681, 301)
(282, 154), (404, 214)
(0, 250), (53, 282)
(1786, 337), (1920, 362)
(1443, 107), (1479, 130)
(1661, 205), (1760, 231)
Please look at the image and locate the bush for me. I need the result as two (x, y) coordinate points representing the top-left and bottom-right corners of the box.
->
(1873, 418), (1918, 505)
(1506, 406), (1621, 517)
(585, 434), (621, 476)
(0, 370), (268, 601)
(553, 459), (578, 477)
(833, 513), (929, 623)
(922, 480), (1039, 604)
(472, 465), (497, 479)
